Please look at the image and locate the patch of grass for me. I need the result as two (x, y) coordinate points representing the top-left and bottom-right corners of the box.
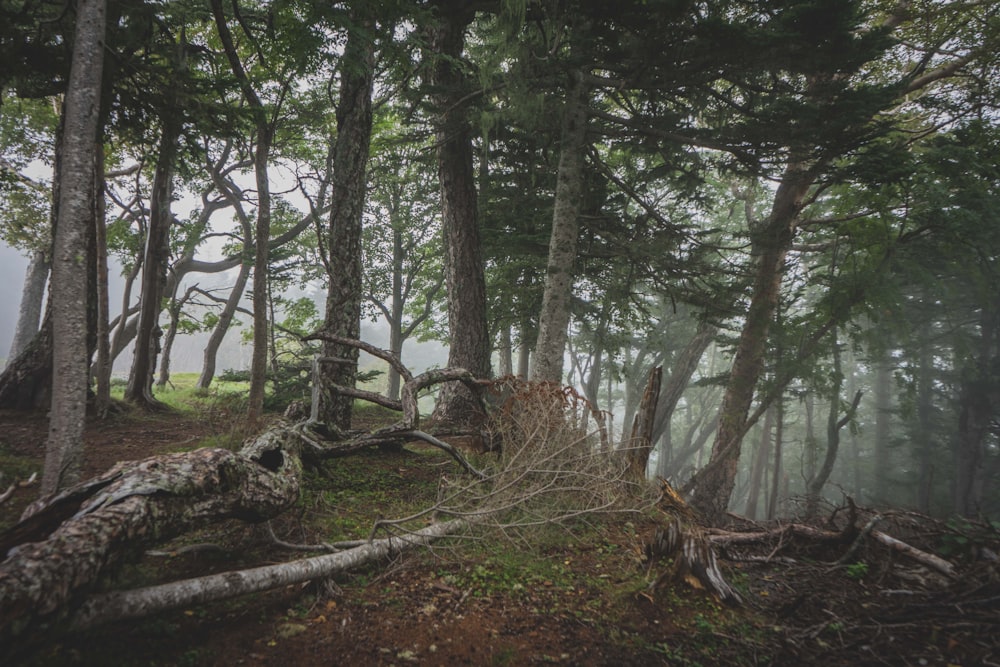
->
(845, 562), (869, 580)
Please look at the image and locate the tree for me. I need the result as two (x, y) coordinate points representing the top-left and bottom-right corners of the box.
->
(531, 66), (589, 383)
(42, 0), (106, 493)
(426, 1), (491, 423)
(683, 0), (990, 519)
(315, 8), (377, 431)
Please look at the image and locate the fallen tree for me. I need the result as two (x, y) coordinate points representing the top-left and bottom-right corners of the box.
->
(0, 338), (744, 656)
(0, 426), (303, 648)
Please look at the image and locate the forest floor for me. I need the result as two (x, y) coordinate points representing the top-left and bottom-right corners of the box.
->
(1, 402), (998, 667)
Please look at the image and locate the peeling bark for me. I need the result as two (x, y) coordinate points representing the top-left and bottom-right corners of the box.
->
(0, 425), (302, 649)
(71, 519), (468, 631)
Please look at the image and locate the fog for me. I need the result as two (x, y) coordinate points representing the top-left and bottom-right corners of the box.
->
(0, 240), (448, 378)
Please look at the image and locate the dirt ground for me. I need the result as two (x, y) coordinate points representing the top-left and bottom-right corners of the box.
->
(1, 408), (998, 666)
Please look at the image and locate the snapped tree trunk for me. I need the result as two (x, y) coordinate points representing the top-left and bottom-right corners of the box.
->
(531, 69), (589, 384)
(625, 366), (662, 479)
(316, 10), (376, 431)
(428, 2), (491, 423)
(42, 0), (106, 493)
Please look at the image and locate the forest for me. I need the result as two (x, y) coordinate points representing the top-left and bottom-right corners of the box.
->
(1, 0), (999, 665)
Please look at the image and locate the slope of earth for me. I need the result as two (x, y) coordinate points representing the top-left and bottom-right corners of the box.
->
(1, 406), (997, 666)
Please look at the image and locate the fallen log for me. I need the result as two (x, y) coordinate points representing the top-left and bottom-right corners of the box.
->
(705, 521), (958, 578)
(872, 530), (956, 578)
(71, 518), (469, 630)
(0, 424), (302, 649)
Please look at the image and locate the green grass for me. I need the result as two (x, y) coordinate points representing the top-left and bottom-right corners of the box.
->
(110, 372), (251, 414)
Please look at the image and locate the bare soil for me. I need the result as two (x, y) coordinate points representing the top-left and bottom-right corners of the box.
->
(1, 408), (998, 666)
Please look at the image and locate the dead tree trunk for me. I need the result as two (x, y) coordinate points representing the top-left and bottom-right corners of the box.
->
(0, 425), (302, 649)
(625, 366), (662, 479)
(72, 518), (468, 631)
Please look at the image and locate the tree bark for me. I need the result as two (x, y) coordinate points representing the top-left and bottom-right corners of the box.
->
(6, 249), (49, 369)
(806, 328), (863, 518)
(93, 143), (112, 415)
(196, 262), (252, 389)
(686, 163), (812, 520)
(743, 405), (773, 521)
(42, 0), (106, 493)
(316, 10), (376, 431)
(0, 425), (302, 651)
(532, 69), (589, 384)
(625, 366), (662, 479)
(71, 518), (468, 632)
(124, 113), (178, 409)
(428, 2), (491, 423)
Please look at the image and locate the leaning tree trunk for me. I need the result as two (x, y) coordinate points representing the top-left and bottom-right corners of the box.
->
(6, 249), (49, 368)
(315, 10), (376, 431)
(124, 117), (177, 409)
(196, 261), (252, 389)
(805, 327), (863, 518)
(428, 2), (491, 424)
(649, 320), (717, 444)
(686, 164), (812, 521)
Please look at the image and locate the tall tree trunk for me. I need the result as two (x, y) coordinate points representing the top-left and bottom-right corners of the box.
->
(873, 352), (893, 504)
(766, 395), (785, 520)
(246, 134), (273, 422)
(42, 0), (106, 493)
(210, 0), (276, 423)
(428, 2), (491, 423)
(517, 320), (531, 378)
(93, 143), (112, 415)
(744, 405), (773, 520)
(315, 11), (376, 431)
(803, 392), (817, 489)
(124, 119), (177, 409)
(532, 70), (589, 384)
(915, 321), (934, 513)
(387, 227), (406, 401)
(497, 323), (513, 378)
(7, 249), (49, 368)
(953, 302), (998, 517)
(687, 164), (812, 519)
